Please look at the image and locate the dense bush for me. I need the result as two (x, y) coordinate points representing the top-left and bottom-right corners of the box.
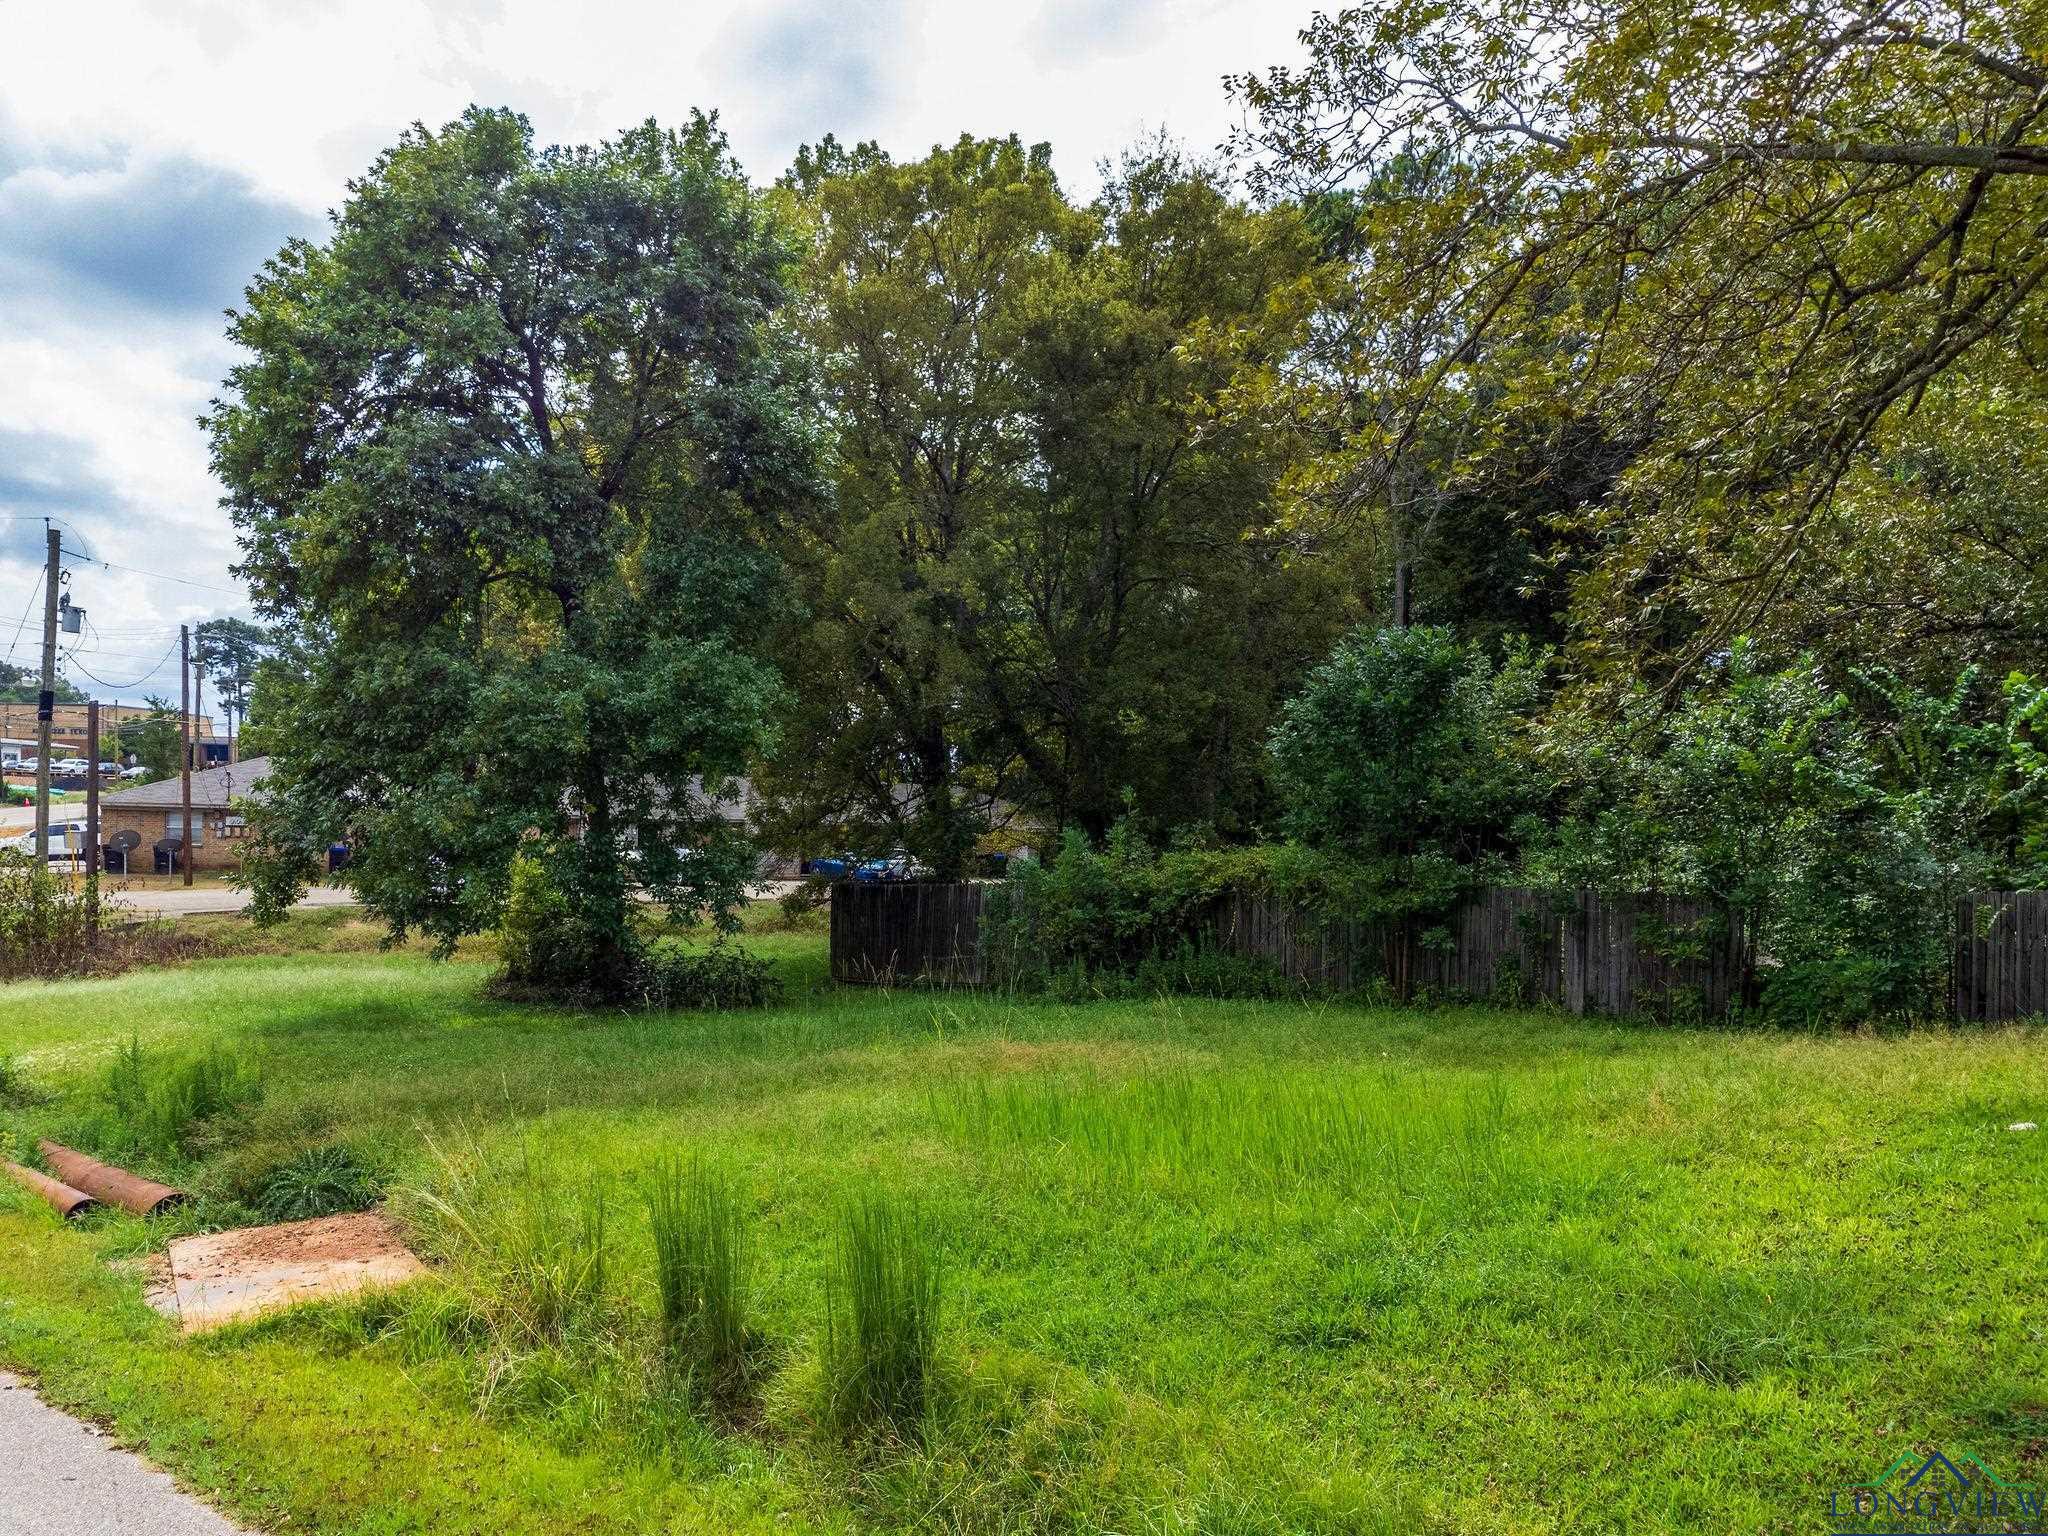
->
(495, 854), (780, 1009)
(981, 828), (1332, 996)
(1268, 625), (1543, 919)
(978, 632), (2048, 1025)
(0, 852), (98, 979)
(1525, 646), (2048, 1023)
(640, 946), (782, 1010)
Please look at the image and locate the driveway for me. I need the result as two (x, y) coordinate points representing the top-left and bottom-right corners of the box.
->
(0, 1372), (249, 1534)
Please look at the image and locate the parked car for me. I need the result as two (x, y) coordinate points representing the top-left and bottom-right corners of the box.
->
(53, 758), (89, 775)
(1, 826), (83, 863)
(117, 765), (151, 780)
(15, 758), (37, 774)
(97, 761), (119, 775)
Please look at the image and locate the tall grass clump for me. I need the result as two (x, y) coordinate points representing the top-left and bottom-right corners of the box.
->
(413, 1135), (610, 1350)
(822, 1192), (945, 1435)
(93, 1036), (260, 1161)
(647, 1154), (750, 1403)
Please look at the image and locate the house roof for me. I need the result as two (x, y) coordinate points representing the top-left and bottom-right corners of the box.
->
(101, 756), (272, 811)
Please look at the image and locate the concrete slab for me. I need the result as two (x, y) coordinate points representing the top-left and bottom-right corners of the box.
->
(165, 1211), (422, 1333)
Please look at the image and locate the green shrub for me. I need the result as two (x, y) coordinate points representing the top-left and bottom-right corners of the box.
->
(0, 851), (99, 979)
(1267, 624), (1544, 920)
(1525, 644), (2047, 1023)
(495, 853), (779, 1009)
(256, 1143), (382, 1221)
(495, 852), (572, 986)
(640, 945), (782, 1010)
(822, 1192), (944, 1435)
(646, 1155), (751, 1401)
(981, 829), (1333, 996)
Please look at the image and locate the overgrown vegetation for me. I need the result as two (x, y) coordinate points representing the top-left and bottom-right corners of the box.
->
(646, 1155), (752, 1407)
(412, 1136), (612, 1354)
(82, 1036), (260, 1163)
(0, 936), (2042, 1533)
(494, 855), (780, 1009)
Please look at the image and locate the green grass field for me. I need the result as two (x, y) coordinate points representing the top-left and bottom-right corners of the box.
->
(0, 910), (2043, 1534)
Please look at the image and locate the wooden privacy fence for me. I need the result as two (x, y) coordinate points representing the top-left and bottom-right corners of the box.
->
(834, 882), (2048, 1021)
(830, 880), (1750, 1018)
(830, 880), (991, 985)
(1205, 886), (1749, 1018)
(1953, 891), (2048, 1022)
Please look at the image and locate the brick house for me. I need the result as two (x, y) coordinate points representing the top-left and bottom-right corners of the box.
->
(98, 756), (271, 874)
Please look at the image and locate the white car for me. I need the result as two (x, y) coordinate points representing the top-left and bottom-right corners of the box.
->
(117, 765), (151, 780)
(52, 758), (88, 775)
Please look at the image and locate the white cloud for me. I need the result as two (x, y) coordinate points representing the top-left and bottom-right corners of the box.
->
(0, 0), (1307, 699)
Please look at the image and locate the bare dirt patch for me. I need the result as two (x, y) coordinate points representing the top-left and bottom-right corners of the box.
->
(165, 1210), (423, 1332)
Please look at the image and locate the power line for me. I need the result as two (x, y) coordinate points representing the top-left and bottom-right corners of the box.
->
(5, 567), (44, 664)
(59, 637), (181, 692)
(59, 547), (242, 596)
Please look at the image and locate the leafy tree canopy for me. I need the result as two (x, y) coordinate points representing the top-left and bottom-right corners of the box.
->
(757, 133), (1370, 871)
(208, 106), (814, 998)
(1230, 0), (2048, 683)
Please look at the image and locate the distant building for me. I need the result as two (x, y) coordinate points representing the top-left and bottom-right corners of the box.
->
(0, 702), (214, 750)
(98, 756), (271, 873)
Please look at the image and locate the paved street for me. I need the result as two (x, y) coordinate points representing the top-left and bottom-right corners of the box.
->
(106, 884), (358, 919)
(0, 1373), (250, 1535)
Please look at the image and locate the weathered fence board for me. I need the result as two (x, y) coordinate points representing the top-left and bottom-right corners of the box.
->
(1955, 891), (2048, 1022)
(1209, 887), (1741, 1018)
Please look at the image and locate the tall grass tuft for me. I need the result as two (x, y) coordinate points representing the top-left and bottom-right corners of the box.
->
(413, 1134), (610, 1349)
(822, 1191), (944, 1435)
(646, 1154), (750, 1401)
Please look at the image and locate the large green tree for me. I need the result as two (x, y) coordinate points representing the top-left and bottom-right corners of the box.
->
(1230, 0), (2048, 682)
(209, 107), (811, 996)
(758, 135), (1362, 867)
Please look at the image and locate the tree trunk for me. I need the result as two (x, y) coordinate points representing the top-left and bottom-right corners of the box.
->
(575, 751), (639, 1000)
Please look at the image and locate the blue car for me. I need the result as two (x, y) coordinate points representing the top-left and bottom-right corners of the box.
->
(805, 852), (921, 881)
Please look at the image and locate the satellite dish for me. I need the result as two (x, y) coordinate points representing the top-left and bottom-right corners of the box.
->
(153, 837), (184, 854)
(109, 829), (141, 852)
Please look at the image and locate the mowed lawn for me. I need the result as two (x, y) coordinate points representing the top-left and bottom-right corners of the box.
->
(0, 913), (2044, 1535)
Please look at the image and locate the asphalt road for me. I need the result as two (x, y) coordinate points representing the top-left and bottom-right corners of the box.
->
(0, 1373), (250, 1535)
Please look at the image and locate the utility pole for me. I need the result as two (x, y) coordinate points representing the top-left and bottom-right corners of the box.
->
(33, 527), (58, 861)
(84, 699), (99, 939)
(179, 623), (193, 887)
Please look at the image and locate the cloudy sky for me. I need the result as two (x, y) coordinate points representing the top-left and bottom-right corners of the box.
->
(0, 0), (1306, 704)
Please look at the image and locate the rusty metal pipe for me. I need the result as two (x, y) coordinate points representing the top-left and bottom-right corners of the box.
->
(5, 1161), (96, 1219)
(37, 1140), (184, 1216)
